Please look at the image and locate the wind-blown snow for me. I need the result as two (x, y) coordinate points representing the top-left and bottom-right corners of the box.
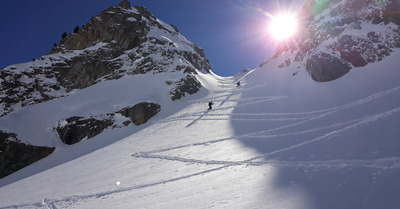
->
(0, 48), (399, 208)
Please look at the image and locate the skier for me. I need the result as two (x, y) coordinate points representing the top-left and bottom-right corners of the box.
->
(236, 81), (241, 87)
(207, 101), (214, 110)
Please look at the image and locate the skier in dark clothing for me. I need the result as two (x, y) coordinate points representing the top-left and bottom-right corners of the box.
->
(236, 81), (241, 87)
(208, 101), (214, 110)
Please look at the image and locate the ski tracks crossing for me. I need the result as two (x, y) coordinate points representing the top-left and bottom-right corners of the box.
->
(4, 77), (400, 208)
(132, 76), (400, 179)
(133, 77), (400, 176)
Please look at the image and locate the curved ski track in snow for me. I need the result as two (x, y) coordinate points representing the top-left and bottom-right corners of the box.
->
(2, 77), (400, 209)
(132, 79), (400, 171)
(133, 79), (400, 169)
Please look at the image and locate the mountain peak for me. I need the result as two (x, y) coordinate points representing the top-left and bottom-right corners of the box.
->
(0, 1), (212, 116)
(117, 0), (131, 9)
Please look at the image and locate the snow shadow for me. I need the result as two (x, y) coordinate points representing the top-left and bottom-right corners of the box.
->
(230, 82), (400, 209)
(186, 111), (209, 127)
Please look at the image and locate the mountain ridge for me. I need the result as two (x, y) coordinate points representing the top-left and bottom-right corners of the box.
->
(265, 0), (400, 82)
(0, 0), (212, 117)
(0, 0), (215, 179)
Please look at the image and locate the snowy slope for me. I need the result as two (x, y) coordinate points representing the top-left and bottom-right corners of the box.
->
(1, 47), (399, 208)
(1, 0), (400, 207)
(231, 49), (400, 209)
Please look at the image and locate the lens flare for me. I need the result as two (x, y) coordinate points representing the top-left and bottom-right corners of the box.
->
(268, 13), (298, 40)
(242, 2), (301, 42)
(226, 0), (305, 56)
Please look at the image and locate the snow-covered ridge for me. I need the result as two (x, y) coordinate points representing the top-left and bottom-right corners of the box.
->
(0, 1), (212, 117)
(268, 0), (400, 82)
(0, 0), (216, 180)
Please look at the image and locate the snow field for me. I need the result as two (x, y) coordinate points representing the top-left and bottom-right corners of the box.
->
(1, 50), (400, 208)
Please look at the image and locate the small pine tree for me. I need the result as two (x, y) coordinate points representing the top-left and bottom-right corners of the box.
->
(73, 26), (79, 33)
(61, 32), (67, 39)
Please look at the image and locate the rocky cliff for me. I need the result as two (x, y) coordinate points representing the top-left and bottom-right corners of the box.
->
(0, 0), (212, 178)
(0, 131), (55, 179)
(0, 0), (211, 117)
(267, 0), (400, 82)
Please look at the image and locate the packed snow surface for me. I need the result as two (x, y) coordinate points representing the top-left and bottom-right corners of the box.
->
(0, 50), (400, 208)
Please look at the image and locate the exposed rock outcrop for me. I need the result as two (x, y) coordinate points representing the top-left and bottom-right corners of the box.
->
(117, 102), (161, 125)
(306, 52), (351, 82)
(0, 65), (65, 117)
(118, 0), (131, 10)
(56, 115), (114, 145)
(50, 3), (147, 53)
(169, 75), (202, 101)
(0, 131), (55, 179)
(57, 102), (161, 145)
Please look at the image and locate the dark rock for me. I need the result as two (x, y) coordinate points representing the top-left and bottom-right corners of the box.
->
(0, 131), (55, 179)
(117, 0), (131, 9)
(50, 5), (149, 53)
(382, 0), (400, 25)
(180, 48), (212, 73)
(170, 24), (180, 33)
(117, 102), (161, 125)
(0, 66), (62, 116)
(54, 48), (123, 91)
(56, 116), (114, 145)
(170, 75), (202, 101)
(123, 120), (132, 126)
(306, 53), (351, 82)
(340, 49), (368, 67)
(56, 103), (161, 145)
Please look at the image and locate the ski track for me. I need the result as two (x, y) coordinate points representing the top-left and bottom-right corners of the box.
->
(131, 81), (400, 195)
(137, 80), (400, 175)
(132, 152), (400, 170)
(3, 78), (400, 209)
(0, 165), (229, 209)
(132, 106), (400, 170)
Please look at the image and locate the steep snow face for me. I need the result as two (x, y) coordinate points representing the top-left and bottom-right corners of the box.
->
(269, 0), (400, 82)
(0, 3), (211, 116)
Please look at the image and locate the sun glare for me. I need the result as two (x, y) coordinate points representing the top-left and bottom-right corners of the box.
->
(268, 14), (298, 40)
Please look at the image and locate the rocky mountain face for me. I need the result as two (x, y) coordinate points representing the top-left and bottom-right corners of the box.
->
(267, 0), (400, 82)
(56, 102), (161, 145)
(0, 0), (212, 178)
(0, 131), (55, 179)
(0, 0), (211, 117)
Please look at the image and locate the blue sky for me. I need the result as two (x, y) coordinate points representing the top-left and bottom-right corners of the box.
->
(0, 0), (303, 76)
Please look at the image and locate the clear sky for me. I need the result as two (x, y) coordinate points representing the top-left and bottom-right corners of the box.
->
(0, 0), (304, 76)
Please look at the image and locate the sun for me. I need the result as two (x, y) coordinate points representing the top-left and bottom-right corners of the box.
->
(268, 13), (298, 40)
